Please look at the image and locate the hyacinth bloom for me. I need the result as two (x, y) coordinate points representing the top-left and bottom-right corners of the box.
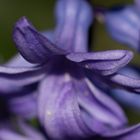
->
(104, 5), (140, 50)
(9, 17), (140, 140)
(1, 0), (140, 139)
(110, 66), (140, 111)
(0, 0), (93, 120)
(0, 0), (90, 120)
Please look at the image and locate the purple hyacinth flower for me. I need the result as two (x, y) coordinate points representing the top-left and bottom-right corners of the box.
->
(1, 0), (93, 119)
(104, 5), (140, 50)
(0, 0), (93, 119)
(1, 1), (140, 139)
(5, 14), (139, 140)
(0, 0), (140, 139)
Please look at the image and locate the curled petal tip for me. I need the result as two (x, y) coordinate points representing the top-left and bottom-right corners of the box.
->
(126, 50), (133, 57)
(13, 16), (65, 64)
(14, 16), (33, 31)
(124, 50), (133, 62)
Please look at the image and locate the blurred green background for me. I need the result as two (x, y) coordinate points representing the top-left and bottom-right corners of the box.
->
(0, 0), (140, 124)
(0, 0), (55, 61)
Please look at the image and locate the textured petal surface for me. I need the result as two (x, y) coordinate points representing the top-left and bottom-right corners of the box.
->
(5, 29), (56, 67)
(66, 50), (133, 75)
(38, 74), (93, 139)
(13, 17), (66, 64)
(38, 73), (128, 139)
(54, 0), (93, 52)
(105, 6), (140, 50)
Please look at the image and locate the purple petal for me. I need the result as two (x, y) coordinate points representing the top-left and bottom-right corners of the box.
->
(13, 17), (66, 64)
(105, 6), (140, 50)
(87, 68), (140, 94)
(81, 111), (113, 135)
(102, 123), (140, 140)
(111, 89), (140, 111)
(110, 73), (140, 92)
(38, 74), (93, 139)
(76, 78), (127, 130)
(9, 93), (37, 119)
(110, 66), (140, 111)
(66, 50), (133, 75)
(0, 66), (45, 94)
(38, 73), (127, 139)
(54, 0), (93, 52)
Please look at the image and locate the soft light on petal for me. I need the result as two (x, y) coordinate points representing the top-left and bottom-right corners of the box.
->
(54, 0), (93, 52)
